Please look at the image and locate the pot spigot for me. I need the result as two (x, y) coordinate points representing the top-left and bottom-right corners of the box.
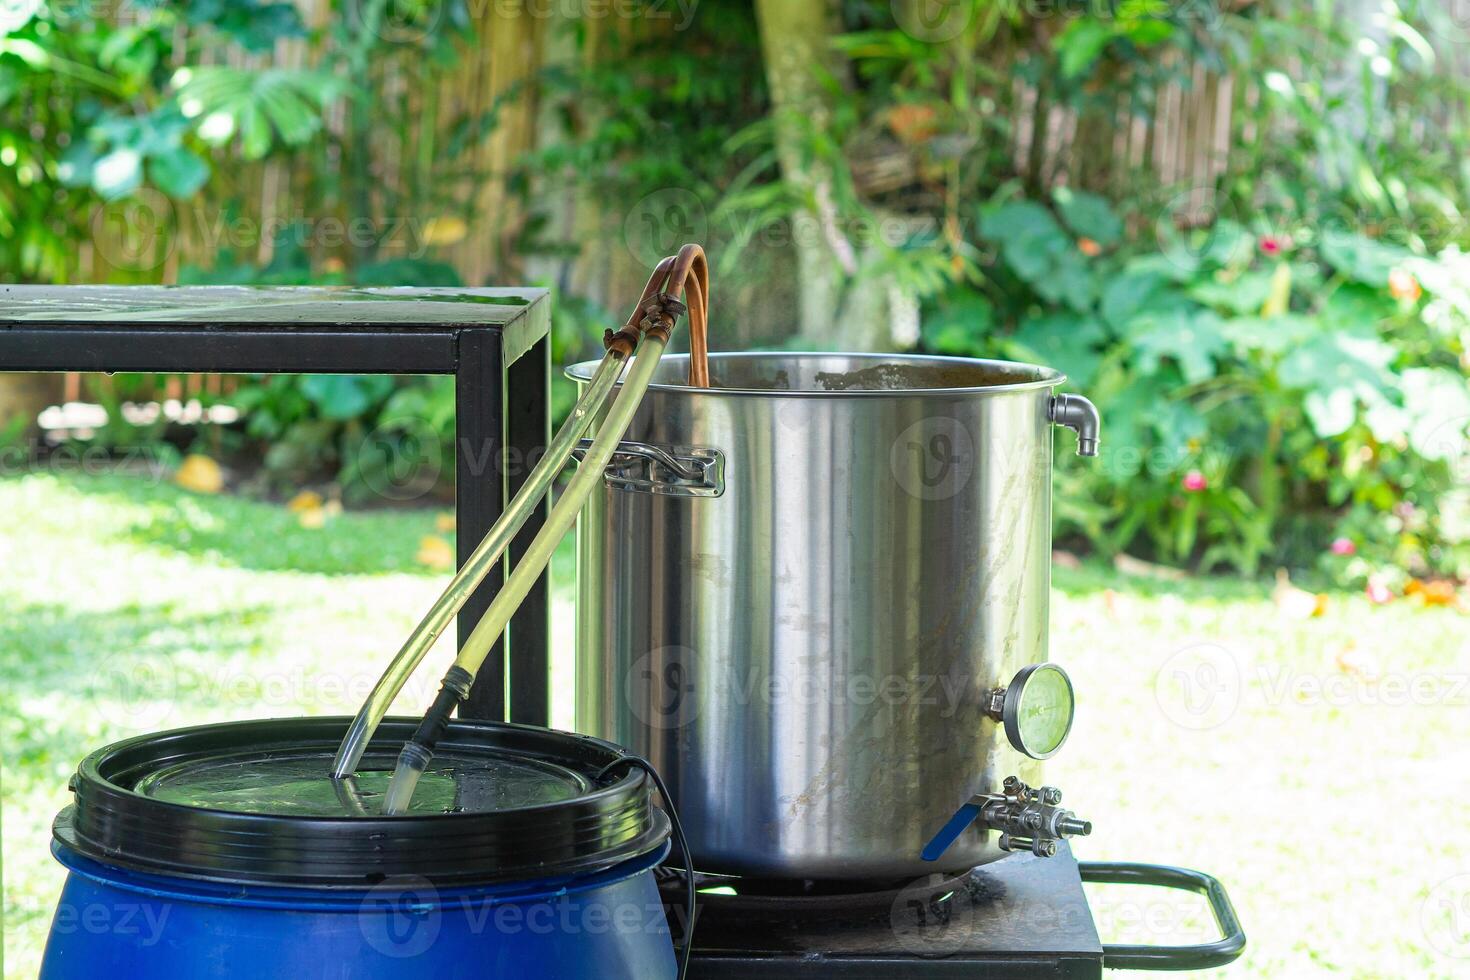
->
(1050, 394), (1101, 457)
(922, 777), (1092, 862)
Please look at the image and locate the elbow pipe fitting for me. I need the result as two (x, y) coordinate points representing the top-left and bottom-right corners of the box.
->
(1050, 393), (1101, 457)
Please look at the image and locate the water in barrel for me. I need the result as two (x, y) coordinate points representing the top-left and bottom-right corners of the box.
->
(135, 749), (584, 817)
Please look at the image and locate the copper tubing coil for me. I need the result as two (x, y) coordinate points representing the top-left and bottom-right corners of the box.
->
(604, 243), (710, 387)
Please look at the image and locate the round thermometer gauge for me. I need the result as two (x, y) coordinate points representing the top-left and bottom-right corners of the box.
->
(1000, 663), (1076, 760)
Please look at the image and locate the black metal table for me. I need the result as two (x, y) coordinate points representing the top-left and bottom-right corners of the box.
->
(0, 284), (552, 724)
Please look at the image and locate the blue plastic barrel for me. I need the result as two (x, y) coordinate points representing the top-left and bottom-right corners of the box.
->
(42, 841), (674, 979)
(39, 718), (679, 979)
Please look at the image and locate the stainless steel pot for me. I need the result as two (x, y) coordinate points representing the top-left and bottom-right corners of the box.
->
(570, 352), (1099, 880)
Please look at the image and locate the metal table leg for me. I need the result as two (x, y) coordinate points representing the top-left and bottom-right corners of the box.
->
(455, 328), (507, 721)
(505, 332), (551, 726)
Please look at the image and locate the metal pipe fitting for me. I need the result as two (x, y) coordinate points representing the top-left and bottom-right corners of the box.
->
(1050, 393), (1101, 457)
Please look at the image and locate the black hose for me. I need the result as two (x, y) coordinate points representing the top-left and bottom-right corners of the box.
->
(381, 667), (473, 813)
(596, 755), (696, 980)
(412, 666), (474, 751)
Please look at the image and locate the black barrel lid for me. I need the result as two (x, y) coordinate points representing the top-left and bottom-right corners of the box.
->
(55, 717), (669, 888)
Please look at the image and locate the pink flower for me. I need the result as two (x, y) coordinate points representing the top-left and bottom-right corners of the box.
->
(1259, 236), (1284, 257)
(1330, 537), (1356, 556)
(1365, 578), (1393, 605)
(1181, 470), (1207, 492)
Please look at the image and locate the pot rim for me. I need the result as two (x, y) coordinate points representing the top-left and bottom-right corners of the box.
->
(565, 351), (1066, 397)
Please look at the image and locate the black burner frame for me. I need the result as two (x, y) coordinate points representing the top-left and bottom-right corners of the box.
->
(675, 845), (1244, 978)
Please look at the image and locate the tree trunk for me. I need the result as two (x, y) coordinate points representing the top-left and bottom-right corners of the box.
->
(564, 12), (666, 323)
(448, 1), (544, 284)
(753, 0), (844, 345)
(0, 374), (62, 440)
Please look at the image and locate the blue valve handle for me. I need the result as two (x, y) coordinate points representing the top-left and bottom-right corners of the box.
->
(921, 798), (984, 862)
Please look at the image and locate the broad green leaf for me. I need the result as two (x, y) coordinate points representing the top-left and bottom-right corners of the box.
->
(0, 37), (48, 68)
(1319, 230), (1412, 287)
(1322, 283), (1395, 331)
(92, 149), (143, 200)
(1278, 333), (1398, 436)
(1101, 267), (1180, 332)
(1202, 220), (1255, 268)
(1401, 368), (1470, 461)
(1007, 313), (1106, 388)
(57, 144), (99, 189)
(1151, 398), (1208, 461)
(1304, 388), (1358, 438)
(148, 147), (210, 198)
(1033, 247), (1098, 311)
(299, 376), (396, 420)
(175, 68), (345, 160)
(921, 291), (994, 355)
(1188, 270), (1274, 314)
(1053, 187), (1122, 246)
(1130, 308), (1229, 384)
(979, 200), (1060, 241)
(1218, 315), (1319, 355)
(1092, 367), (1174, 460)
(1054, 18), (1114, 78)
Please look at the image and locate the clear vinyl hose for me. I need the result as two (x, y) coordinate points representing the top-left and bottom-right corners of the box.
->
(382, 334), (670, 813)
(453, 335), (669, 682)
(331, 351), (625, 779)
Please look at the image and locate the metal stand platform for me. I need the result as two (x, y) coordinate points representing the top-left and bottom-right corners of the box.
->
(678, 845), (1245, 978)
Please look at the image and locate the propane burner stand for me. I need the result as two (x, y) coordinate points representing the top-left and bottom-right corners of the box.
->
(664, 845), (1245, 978)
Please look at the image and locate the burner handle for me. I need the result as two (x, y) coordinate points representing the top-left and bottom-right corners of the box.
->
(1080, 862), (1247, 971)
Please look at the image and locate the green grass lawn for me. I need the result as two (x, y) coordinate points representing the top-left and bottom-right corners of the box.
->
(2, 471), (1467, 978)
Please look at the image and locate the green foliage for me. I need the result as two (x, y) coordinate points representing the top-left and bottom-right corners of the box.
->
(0, 0), (341, 280)
(172, 226), (464, 499)
(959, 188), (1470, 583)
(732, 0), (1470, 583)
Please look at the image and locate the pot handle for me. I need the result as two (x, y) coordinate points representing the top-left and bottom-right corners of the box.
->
(1079, 861), (1246, 971)
(1050, 394), (1100, 457)
(572, 438), (725, 498)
